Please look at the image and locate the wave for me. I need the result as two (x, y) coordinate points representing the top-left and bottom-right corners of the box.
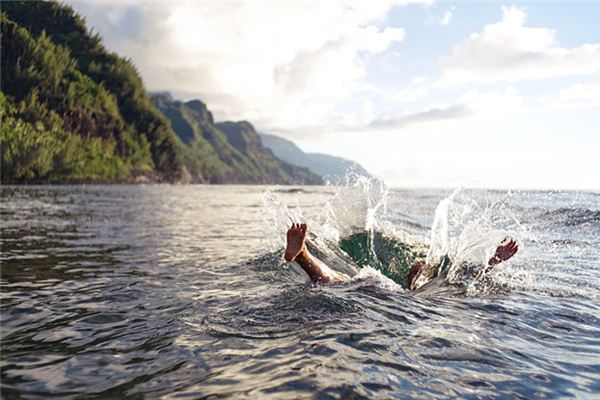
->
(539, 207), (600, 227)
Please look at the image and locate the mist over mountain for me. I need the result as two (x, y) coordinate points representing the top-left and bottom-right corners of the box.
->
(260, 133), (370, 184)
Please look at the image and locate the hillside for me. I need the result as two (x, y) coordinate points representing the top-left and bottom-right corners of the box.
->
(260, 133), (370, 184)
(1, 1), (182, 183)
(0, 1), (320, 185)
(152, 94), (321, 184)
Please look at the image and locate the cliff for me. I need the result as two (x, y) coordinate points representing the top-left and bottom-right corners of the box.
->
(152, 94), (321, 184)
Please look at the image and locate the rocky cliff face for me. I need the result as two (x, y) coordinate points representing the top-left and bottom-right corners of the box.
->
(153, 95), (322, 185)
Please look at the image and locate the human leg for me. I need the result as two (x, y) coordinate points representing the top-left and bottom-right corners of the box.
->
(285, 223), (349, 283)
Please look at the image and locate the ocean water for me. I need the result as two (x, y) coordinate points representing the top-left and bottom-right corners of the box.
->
(1, 184), (599, 399)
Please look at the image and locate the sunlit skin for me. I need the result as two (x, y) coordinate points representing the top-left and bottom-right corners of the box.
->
(285, 223), (518, 289)
(284, 223), (349, 283)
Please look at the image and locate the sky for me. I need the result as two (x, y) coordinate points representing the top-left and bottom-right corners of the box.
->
(67, 0), (600, 190)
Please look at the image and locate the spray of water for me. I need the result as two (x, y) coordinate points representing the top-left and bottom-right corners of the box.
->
(425, 189), (529, 290)
(260, 177), (394, 281)
(261, 179), (529, 292)
(426, 188), (460, 266)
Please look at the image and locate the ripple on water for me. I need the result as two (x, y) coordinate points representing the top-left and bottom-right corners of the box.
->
(1, 186), (599, 399)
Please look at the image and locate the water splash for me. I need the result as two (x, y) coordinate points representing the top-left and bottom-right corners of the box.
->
(261, 177), (388, 245)
(261, 180), (535, 293)
(426, 188), (460, 266)
(351, 177), (389, 270)
(425, 189), (529, 290)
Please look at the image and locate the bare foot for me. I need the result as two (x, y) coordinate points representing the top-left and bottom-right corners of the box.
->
(488, 238), (519, 267)
(479, 238), (519, 277)
(285, 223), (307, 262)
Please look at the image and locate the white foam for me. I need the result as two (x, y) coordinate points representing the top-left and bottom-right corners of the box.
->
(352, 266), (404, 292)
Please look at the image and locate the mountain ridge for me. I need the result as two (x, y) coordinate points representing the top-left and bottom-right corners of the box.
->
(152, 94), (322, 184)
(260, 133), (370, 184)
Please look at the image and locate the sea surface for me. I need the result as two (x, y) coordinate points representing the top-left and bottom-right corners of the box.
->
(1, 184), (599, 399)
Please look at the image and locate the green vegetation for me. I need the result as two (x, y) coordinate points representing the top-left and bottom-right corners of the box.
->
(1, 1), (320, 184)
(1, 92), (126, 182)
(1, 1), (179, 183)
(153, 94), (321, 184)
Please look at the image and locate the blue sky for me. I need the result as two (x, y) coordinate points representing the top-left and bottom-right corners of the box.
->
(68, 1), (600, 189)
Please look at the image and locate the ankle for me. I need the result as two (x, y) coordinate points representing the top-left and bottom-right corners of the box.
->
(297, 245), (308, 260)
(292, 244), (309, 262)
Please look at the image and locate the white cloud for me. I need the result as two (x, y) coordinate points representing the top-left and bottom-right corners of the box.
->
(360, 80), (428, 104)
(438, 6), (600, 86)
(67, 0), (430, 132)
(557, 83), (600, 104)
(366, 86), (524, 131)
(268, 85), (525, 137)
(440, 9), (453, 26)
(369, 103), (471, 129)
(539, 82), (600, 111)
(459, 86), (525, 118)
